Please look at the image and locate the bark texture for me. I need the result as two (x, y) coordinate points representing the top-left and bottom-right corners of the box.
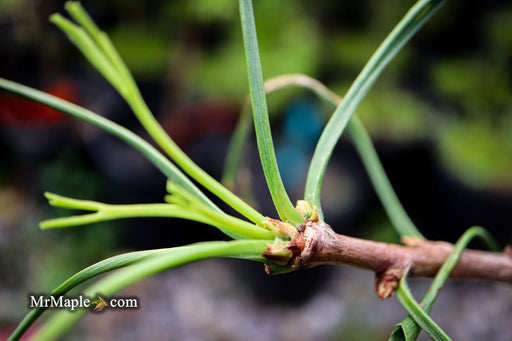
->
(264, 219), (512, 299)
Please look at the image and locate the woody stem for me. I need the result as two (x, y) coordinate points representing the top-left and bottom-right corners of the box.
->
(282, 221), (512, 298)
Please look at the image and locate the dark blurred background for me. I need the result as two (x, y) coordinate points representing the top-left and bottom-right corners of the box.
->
(1, 0), (511, 340)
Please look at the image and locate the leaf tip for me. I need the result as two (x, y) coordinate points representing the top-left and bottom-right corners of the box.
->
(389, 327), (406, 341)
(64, 1), (81, 13)
(44, 192), (60, 206)
(49, 13), (64, 24)
(39, 220), (54, 230)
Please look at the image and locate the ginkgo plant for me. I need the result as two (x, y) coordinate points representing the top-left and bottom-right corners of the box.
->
(2, 1), (511, 341)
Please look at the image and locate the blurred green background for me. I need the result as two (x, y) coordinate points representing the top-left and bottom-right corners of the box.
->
(1, 0), (511, 340)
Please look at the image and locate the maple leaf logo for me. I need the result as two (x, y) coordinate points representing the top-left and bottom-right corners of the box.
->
(91, 296), (109, 312)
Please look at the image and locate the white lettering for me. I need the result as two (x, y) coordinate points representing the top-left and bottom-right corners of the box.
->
(70, 298), (79, 311)
(29, 295), (43, 308)
(27, 295), (137, 310)
(51, 296), (63, 307)
(124, 298), (138, 308)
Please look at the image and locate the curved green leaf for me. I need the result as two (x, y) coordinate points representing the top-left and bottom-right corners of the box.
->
(238, 0), (303, 226)
(223, 74), (423, 238)
(304, 0), (447, 215)
(347, 118), (423, 238)
(40, 191), (274, 240)
(8, 248), (172, 341)
(222, 99), (253, 191)
(27, 240), (270, 341)
(64, 1), (134, 91)
(0, 78), (216, 211)
(396, 275), (452, 341)
(52, 2), (265, 225)
(392, 226), (499, 340)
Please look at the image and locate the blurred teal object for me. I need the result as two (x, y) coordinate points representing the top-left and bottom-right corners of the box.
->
(283, 98), (324, 144)
(277, 98), (324, 188)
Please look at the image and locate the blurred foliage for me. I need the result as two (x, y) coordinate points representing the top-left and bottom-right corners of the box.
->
(437, 118), (512, 190)
(361, 211), (403, 245)
(1, 0), (510, 202)
(0, 0), (18, 12)
(34, 150), (116, 290)
(357, 86), (431, 141)
(431, 58), (511, 116)
(1, 0), (511, 336)
(109, 24), (170, 79)
(174, 0), (321, 97)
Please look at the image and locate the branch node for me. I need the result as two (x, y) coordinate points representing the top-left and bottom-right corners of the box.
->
(296, 200), (319, 222)
(376, 265), (409, 299)
(262, 240), (293, 265)
(262, 217), (298, 239)
(401, 236), (425, 247)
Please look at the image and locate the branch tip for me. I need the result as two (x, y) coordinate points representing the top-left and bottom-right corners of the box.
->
(295, 200), (319, 222)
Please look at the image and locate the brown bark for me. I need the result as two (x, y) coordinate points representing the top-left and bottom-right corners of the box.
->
(264, 220), (512, 299)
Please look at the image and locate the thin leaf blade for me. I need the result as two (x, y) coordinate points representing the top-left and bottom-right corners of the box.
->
(40, 192), (274, 240)
(49, 3), (265, 225)
(304, 0), (447, 216)
(223, 73), (423, 237)
(238, 0), (303, 226)
(392, 226), (499, 340)
(396, 276), (452, 341)
(26, 240), (270, 341)
(8, 248), (168, 341)
(0, 78), (217, 211)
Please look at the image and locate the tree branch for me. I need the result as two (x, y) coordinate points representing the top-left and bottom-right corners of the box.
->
(264, 218), (512, 299)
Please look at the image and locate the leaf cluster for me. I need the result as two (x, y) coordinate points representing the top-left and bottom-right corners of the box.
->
(0, 1), (502, 340)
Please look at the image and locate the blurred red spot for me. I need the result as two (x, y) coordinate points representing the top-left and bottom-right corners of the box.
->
(162, 99), (240, 147)
(0, 78), (79, 126)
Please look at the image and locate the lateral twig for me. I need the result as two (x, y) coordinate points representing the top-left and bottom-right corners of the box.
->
(264, 215), (512, 299)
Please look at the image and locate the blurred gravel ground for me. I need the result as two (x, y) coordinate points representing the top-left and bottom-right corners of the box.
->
(67, 258), (512, 341)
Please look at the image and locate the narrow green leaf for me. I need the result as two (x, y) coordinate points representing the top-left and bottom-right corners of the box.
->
(238, 0), (303, 226)
(165, 182), (274, 239)
(222, 99), (253, 190)
(388, 317), (415, 341)
(304, 0), (447, 215)
(27, 240), (270, 341)
(347, 118), (423, 238)
(7, 248), (162, 341)
(51, 3), (265, 225)
(41, 192), (274, 240)
(0, 78), (216, 211)
(392, 226), (499, 340)
(396, 275), (452, 341)
(50, 14), (129, 96)
(223, 73), (423, 237)
(64, 1), (134, 89)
